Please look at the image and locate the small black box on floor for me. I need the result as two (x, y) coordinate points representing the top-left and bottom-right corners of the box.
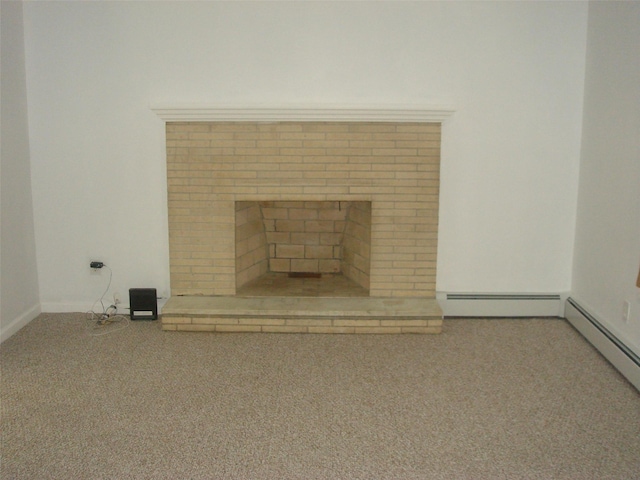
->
(129, 288), (158, 320)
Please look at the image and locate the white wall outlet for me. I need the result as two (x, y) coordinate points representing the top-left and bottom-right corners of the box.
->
(622, 300), (631, 323)
(113, 291), (121, 305)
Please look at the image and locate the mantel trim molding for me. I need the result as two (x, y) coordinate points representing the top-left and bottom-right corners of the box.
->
(151, 104), (455, 123)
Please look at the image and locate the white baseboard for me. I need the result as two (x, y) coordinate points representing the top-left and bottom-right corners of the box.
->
(40, 302), (91, 313)
(565, 298), (640, 392)
(1, 303), (41, 343)
(41, 298), (168, 315)
(436, 292), (566, 318)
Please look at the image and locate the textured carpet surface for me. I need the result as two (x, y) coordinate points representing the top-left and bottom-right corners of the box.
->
(1, 313), (639, 479)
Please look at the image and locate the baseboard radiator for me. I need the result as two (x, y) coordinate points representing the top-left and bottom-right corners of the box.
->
(565, 297), (640, 391)
(437, 293), (565, 318)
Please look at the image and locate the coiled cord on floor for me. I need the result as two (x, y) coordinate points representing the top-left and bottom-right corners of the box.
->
(86, 265), (130, 336)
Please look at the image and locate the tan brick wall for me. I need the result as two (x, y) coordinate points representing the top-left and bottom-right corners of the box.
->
(166, 122), (440, 297)
(162, 314), (443, 334)
(235, 202), (268, 289)
(343, 201), (372, 290)
(260, 200), (348, 274)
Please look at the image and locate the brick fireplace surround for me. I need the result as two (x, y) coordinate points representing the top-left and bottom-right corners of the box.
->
(159, 109), (447, 334)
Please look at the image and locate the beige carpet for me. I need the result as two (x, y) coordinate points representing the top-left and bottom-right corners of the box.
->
(2, 313), (639, 479)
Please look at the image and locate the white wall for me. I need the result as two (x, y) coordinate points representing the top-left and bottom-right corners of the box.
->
(572, 1), (640, 355)
(1, 0), (41, 340)
(21, 1), (588, 312)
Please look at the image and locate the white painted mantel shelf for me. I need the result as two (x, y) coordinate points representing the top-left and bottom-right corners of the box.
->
(150, 104), (456, 122)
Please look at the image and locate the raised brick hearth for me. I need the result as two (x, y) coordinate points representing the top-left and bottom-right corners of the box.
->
(161, 119), (443, 333)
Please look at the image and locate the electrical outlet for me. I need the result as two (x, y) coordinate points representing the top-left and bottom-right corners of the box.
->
(113, 291), (121, 305)
(90, 259), (104, 275)
(89, 257), (109, 274)
(622, 300), (631, 323)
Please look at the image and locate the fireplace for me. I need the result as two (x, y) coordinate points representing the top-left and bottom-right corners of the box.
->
(235, 200), (371, 296)
(159, 111), (446, 333)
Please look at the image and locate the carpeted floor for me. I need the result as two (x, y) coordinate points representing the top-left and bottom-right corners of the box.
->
(1, 313), (639, 479)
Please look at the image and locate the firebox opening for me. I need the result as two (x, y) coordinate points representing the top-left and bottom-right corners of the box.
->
(235, 200), (371, 297)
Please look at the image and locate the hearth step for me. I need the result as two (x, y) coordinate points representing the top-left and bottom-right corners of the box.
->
(161, 296), (442, 334)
